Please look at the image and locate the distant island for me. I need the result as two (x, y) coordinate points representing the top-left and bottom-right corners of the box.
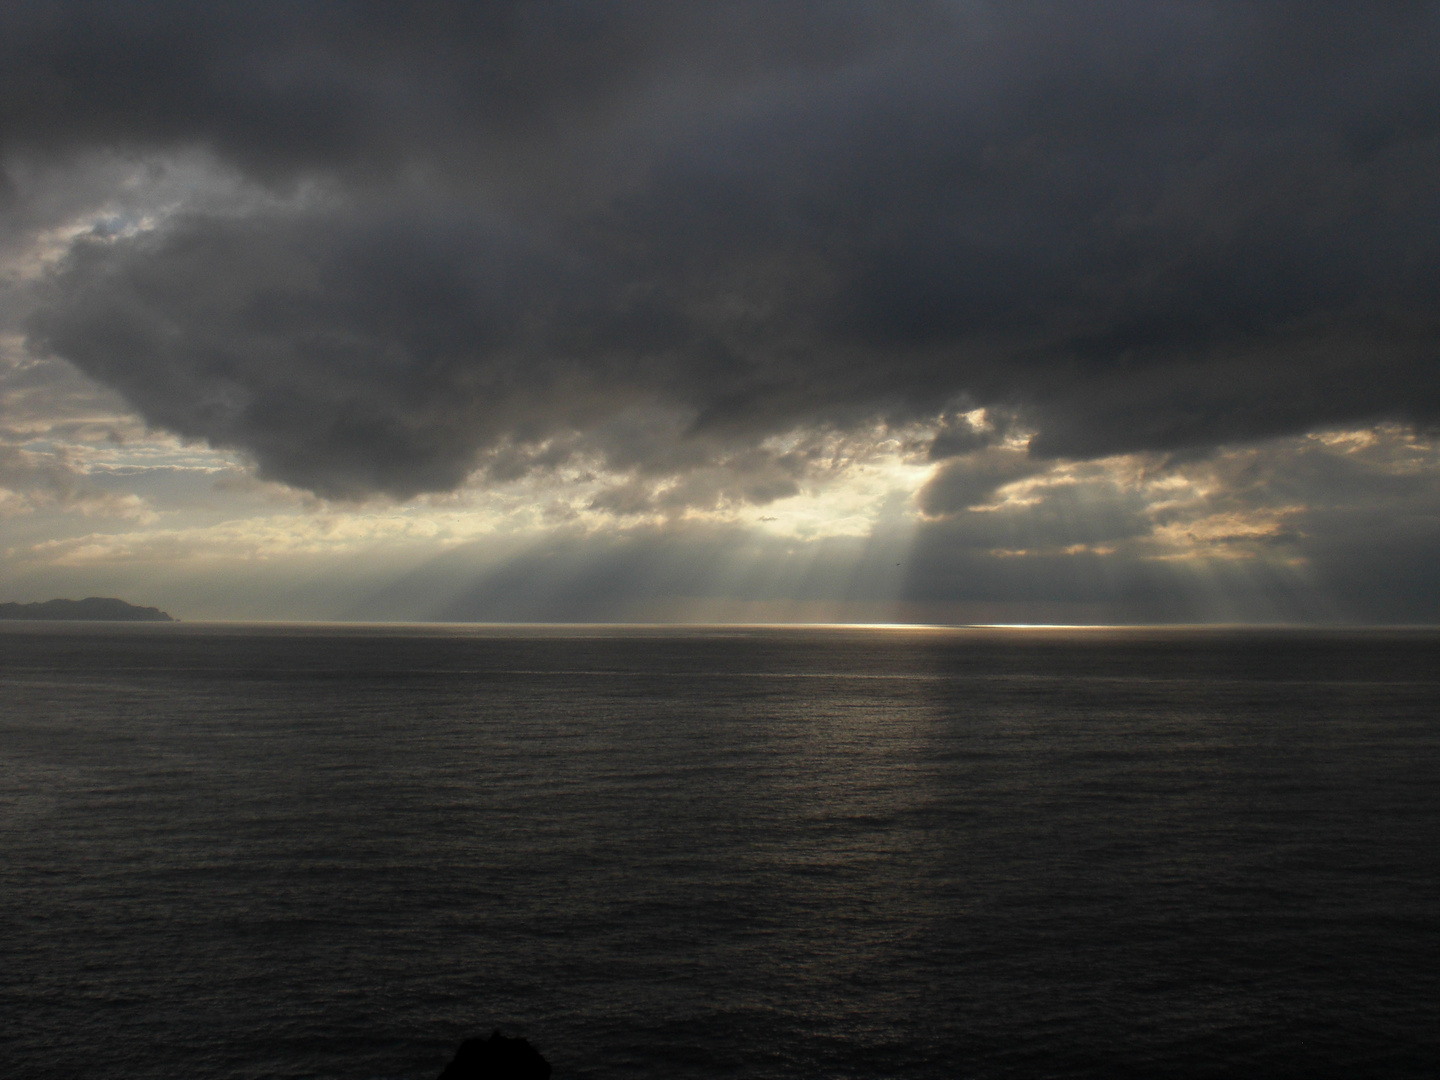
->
(0, 597), (175, 622)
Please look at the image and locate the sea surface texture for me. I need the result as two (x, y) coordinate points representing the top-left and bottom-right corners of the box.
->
(2, 625), (1437, 1079)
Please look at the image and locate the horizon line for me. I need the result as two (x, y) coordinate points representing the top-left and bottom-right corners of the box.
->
(8, 618), (1439, 631)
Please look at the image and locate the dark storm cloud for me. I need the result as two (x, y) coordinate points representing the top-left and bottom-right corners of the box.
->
(918, 447), (1044, 515)
(27, 208), (589, 498)
(11, 1), (1440, 497)
(0, 0), (906, 183)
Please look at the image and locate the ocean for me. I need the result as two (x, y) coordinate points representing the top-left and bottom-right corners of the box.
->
(1, 624), (1436, 1078)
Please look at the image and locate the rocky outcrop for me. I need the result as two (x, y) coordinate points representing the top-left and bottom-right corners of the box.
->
(438, 1032), (551, 1079)
(0, 597), (174, 621)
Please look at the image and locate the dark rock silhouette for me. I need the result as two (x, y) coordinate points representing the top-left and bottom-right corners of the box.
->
(0, 597), (173, 621)
(438, 1031), (551, 1080)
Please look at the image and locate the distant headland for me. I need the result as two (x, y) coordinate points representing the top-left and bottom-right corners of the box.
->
(0, 597), (175, 622)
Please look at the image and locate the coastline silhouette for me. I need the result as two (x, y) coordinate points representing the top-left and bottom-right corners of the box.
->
(0, 597), (174, 621)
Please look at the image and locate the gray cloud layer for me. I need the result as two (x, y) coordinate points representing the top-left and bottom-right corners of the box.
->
(8, 1), (1440, 496)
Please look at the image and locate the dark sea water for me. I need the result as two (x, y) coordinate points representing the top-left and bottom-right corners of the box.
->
(1, 624), (1437, 1079)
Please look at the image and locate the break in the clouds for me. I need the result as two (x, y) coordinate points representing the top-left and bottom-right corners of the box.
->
(2, 2), (1439, 621)
(4, 1), (1438, 498)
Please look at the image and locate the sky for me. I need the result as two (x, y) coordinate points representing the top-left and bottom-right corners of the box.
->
(2, 0), (1439, 623)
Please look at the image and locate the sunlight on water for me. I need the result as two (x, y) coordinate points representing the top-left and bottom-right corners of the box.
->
(2, 624), (1437, 1078)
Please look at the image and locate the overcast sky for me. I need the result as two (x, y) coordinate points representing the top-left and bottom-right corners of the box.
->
(2, 1), (1438, 622)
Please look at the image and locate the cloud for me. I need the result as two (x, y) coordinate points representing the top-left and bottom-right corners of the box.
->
(904, 425), (1440, 622)
(5, 1), (1440, 503)
(0, 443), (155, 520)
(919, 445), (1045, 515)
(1, 423), (1435, 622)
